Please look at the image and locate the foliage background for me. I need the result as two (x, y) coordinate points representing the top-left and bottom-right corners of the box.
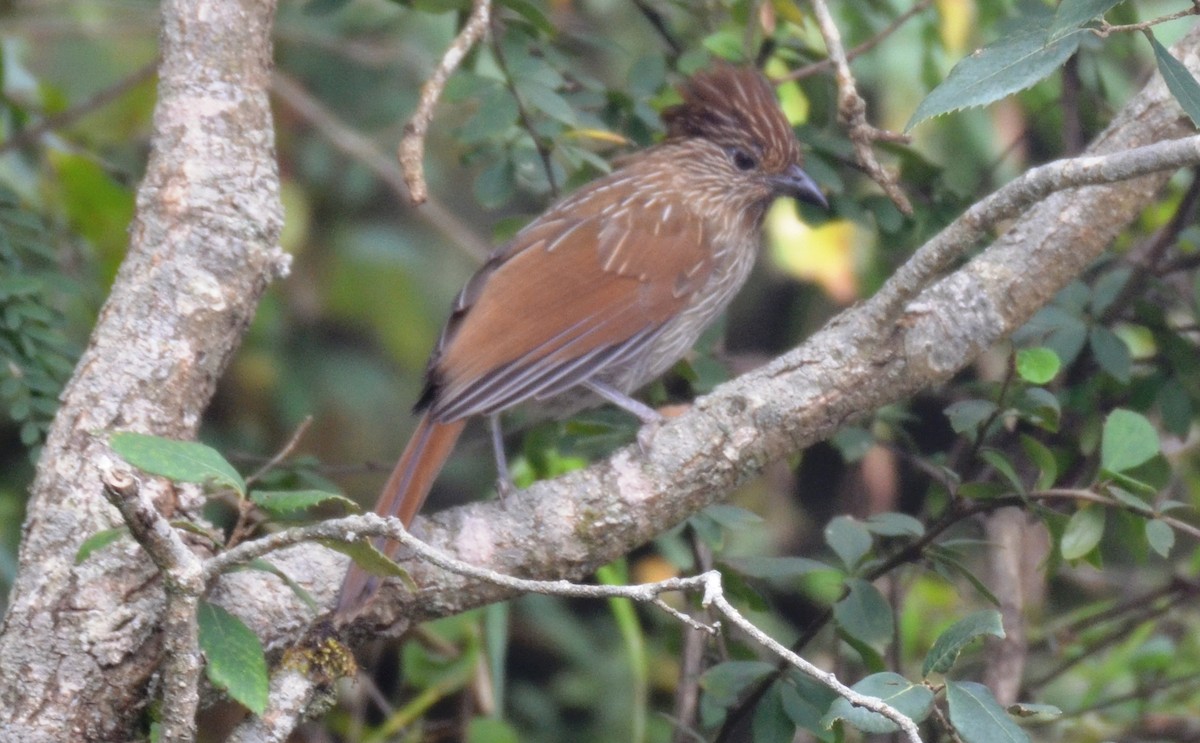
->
(3, 0), (1200, 741)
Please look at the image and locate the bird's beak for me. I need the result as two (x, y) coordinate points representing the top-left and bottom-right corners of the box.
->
(773, 163), (828, 209)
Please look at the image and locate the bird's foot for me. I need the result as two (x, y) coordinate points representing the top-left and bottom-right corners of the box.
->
(636, 416), (664, 456)
(635, 403), (688, 456)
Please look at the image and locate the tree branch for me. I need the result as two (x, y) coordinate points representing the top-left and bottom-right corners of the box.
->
(0, 0), (285, 738)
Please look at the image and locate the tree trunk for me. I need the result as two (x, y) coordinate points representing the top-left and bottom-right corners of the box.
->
(0, 0), (283, 739)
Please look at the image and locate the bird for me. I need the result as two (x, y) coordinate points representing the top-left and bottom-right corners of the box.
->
(336, 63), (827, 616)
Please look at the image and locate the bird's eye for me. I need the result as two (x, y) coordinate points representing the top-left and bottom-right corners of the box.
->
(731, 148), (757, 171)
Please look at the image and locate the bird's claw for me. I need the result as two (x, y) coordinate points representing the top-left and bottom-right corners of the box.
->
(636, 414), (666, 456)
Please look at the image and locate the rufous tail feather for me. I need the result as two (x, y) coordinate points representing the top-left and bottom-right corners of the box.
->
(335, 413), (467, 616)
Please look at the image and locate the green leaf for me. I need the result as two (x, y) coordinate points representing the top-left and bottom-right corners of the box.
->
(922, 610), (1006, 677)
(1106, 484), (1150, 511)
(753, 682), (797, 743)
(780, 675), (838, 742)
(945, 399), (998, 436)
(907, 16), (1083, 129)
(1019, 435), (1058, 491)
(466, 717), (521, 743)
(197, 601), (268, 714)
(1061, 507), (1106, 560)
(1015, 306), (1088, 365)
(1147, 30), (1200, 128)
(1157, 379), (1192, 438)
(474, 157), (517, 209)
(500, 0), (555, 36)
(1145, 519), (1175, 558)
(459, 86), (519, 144)
(703, 503), (764, 528)
(1016, 387), (1061, 432)
(239, 559), (318, 612)
(109, 431), (245, 495)
(946, 680), (1029, 743)
(250, 489), (359, 517)
(1015, 347), (1060, 384)
(48, 151), (136, 262)
(700, 661), (775, 706)
(864, 512), (925, 538)
(822, 672), (934, 734)
(833, 578), (894, 646)
(723, 556), (836, 582)
(1090, 266), (1131, 316)
(825, 515), (873, 570)
(74, 527), (128, 564)
(1100, 409), (1160, 474)
(518, 81), (578, 125)
(1089, 326), (1131, 383)
(980, 449), (1027, 495)
(830, 426), (874, 462)
(1050, 0), (1125, 39)
(318, 538), (414, 586)
(928, 546), (1001, 606)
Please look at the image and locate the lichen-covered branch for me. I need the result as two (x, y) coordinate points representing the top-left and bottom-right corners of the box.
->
(0, 0), (285, 738)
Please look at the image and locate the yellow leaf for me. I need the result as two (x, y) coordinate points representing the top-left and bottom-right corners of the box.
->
(772, 0), (808, 27)
(935, 0), (976, 55)
(767, 200), (864, 304)
(564, 128), (630, 146)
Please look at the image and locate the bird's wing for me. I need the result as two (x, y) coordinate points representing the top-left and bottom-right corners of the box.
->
(425, 178), (715, 421)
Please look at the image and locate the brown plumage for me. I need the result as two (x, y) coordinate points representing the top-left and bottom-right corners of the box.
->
(336, 64), (827, 616)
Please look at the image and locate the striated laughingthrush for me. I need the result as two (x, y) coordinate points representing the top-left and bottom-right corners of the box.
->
(337, 64), (827, 615)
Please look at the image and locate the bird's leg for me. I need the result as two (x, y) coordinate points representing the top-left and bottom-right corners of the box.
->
(489, 414), (515, 498)
(583, 380), (665, 454)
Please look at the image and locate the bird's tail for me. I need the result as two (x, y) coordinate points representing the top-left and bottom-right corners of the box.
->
(335, 412), (467, 616)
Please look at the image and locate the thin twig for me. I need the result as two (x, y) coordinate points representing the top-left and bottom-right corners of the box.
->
(204, 514), (923, 740)
(245, 415), (314, 488)
(489, 19), (559, 198)
(703, 574), (924, 743)
(0, 59), (158, 154)
(271, 72), (490, 261)
(782, 0), (933, 82)
(807, 0), (913, 214)
(227, 416), (316, 547)
(671, 528), (713, 743)
(1093, 4), (1200, 38)
(1031, 488), (1200, 540)
(399, 0), (493, 205)
(632, 0), (683, 56)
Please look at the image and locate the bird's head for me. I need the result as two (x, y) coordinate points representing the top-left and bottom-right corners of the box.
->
(662, 65), (827, 216)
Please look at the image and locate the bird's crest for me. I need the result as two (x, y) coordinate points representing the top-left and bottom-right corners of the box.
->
(662, 65), (801, 171)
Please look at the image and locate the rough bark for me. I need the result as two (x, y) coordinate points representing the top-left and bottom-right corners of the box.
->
(0, 0), (284, 740)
